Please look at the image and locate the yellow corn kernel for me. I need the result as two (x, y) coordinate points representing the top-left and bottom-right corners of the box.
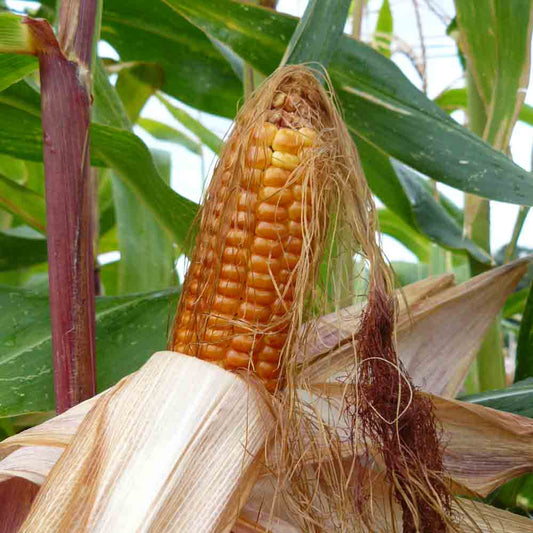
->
(264, 167), (291, 187)
(246, 145), (273, 169)
(272, 151), (300, 170)
(272, 128), (305, 154)
(252, 122), (278, 145)
(299, 127), (316, 146)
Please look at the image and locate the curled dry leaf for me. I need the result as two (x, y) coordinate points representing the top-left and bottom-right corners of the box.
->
(17, 352), (274, 533)
(303, 383), (533, 499)
(302, 258), (529, 397)
(235, 468), (533, 533)
(432, 394), (533, 497)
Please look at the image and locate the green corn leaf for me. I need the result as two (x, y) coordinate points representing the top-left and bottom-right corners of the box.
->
(0, 286), (178, 417)
(378, 209), (430, 262)
(163, 0), (533, 206)
(455, 0), (533, 149)
(157, 93), (222, 155)
(0, 95), (197, 248)
(516, 283), (533, 381)
(137, 118), (202, 155)
(461, 378), (533, 419)
(374, 0), (392, 58)
(281, 0), (351, 68)
(0, 226), (46, 272)
(0, 173), (45, 232)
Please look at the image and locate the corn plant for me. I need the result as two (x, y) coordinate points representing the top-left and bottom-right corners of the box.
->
(1, 0), (533, 531)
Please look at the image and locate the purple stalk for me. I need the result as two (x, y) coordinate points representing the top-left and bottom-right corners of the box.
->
(25, 1), (98, 413)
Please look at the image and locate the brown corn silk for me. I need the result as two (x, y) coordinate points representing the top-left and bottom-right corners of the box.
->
(170, 66), (452, 532)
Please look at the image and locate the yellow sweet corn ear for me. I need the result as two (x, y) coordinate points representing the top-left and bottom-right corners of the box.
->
(169, 65), (454, 533)
(171, 84), (320, 392)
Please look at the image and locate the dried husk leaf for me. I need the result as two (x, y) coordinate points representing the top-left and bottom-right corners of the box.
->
(0, 445), (63, 485)
(432, 394), (533, 497)
(18, 352), (274, 533)
(236, 469), (533, 532)
(300, 384), (533, 499)
(301, 258), (528, 396)
(300, 274), (455, 361)
(396, 260), (528, 397)
(0, 476), (39, 533)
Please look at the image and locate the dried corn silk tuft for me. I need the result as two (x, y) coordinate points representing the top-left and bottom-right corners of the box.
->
(170, 65), (453, 533)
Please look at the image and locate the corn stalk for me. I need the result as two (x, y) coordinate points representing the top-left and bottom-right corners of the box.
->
(28, 0), (101, 412)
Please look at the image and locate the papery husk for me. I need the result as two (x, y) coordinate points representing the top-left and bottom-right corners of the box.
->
(300, 274), (456, 361)
(236, 468), (533, 533)
(432, 394), (533, 497)
(0, 446), (63, 485)
(298, 383), (533, 499)
(301, 258), (528, 397)
(18, 351), (274, 533)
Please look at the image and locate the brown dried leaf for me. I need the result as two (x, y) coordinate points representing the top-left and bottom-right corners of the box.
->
(237, 469), (533, 532)
(17, 352), (274, 533)
(433, 394), (533, 497)
(302, 259), (528, 396)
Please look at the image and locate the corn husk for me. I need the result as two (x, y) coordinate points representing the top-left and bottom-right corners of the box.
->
(0, 262), (529, 531)
(305, 383), (533, 499)
(302, 258), (528, 396)
(17, 352), (274, 532)
(237, 469), (533, 532)
(433, 394), (533, 497)
(300, 273), (456, 361)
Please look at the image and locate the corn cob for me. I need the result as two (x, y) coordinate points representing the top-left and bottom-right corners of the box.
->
(171, 81), (321, 391)
(170, 66), (452, 533)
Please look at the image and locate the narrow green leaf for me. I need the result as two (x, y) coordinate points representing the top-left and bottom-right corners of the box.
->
(281, 0), (351, 68)
(435, 87), (533, 128)
(374, 0), (392, 58)
(93, 126), (197, 247)
(516, 282), (533, 381)
(138, 118), (202, 154)
(0, 285), (178, 417)
(0, 226), (46, 271)
(0, 98), (197, 247)
(114, 149), (176, 293)
(165, 0), (533, 205)
(92, 59), (131, 127)
(455, 0), (533, 149)
(100, 0), (241, 117)
(0, 54), (37, 93)
(0, 78), (41, 116)
(461, 378), (533, 419)
(503, 287), (529, 319)
(392, 161), (491, 264)
(356, 135), (490, 263)
(93, 62), (179, 293)
(356, 135), (414, 225)
(157, 93), (222, 154)
(0, 173), (45, 232)
(378, 209), (430, 262)
(390, 261), (429, 287)
(115, 62), (163, 123)
(0, 12), (32, 53)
